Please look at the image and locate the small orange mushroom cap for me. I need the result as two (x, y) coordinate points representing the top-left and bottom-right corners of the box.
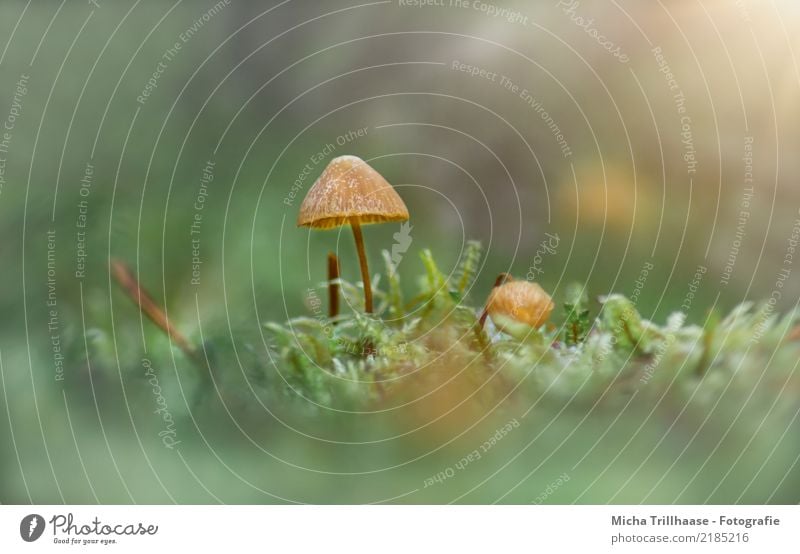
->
(486, 280), (554, 332)
(297, 155), (409, 229)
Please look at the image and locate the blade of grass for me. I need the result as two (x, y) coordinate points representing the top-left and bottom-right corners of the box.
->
(110, 258), (199, 363)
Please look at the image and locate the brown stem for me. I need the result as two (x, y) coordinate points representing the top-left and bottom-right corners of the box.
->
(350, 219), (373, 313)
(110, 258), (198, 362)
(790, 326), (800, 342)
(493, 273), (513, 287)
(327, 251), (340, 320)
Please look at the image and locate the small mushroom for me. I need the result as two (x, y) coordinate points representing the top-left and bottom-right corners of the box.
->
(298, 155), (409, 313)
(485, 279), (554, 335)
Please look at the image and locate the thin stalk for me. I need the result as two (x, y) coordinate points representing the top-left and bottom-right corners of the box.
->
(110, 259), (198, 363)
(479, 272), (512, 328)
(350, 218), (373, 313)
(327, 251), (340, 320)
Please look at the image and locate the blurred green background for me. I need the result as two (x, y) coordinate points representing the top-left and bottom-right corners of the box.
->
(0, 0), (798, 503)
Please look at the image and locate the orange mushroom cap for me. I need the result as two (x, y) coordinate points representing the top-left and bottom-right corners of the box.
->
(486, 280), (554, 332)
(297, 155), (409, 229)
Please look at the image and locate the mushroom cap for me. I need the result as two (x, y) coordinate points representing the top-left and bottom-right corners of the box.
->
(486, 280), (554, 331)
(297, 155), (409, 229)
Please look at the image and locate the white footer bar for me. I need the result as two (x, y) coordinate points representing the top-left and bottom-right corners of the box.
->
(1, 505), (797, 552)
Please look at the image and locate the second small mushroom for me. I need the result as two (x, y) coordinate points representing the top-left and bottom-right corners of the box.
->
(298, 155), (409, 313)
(485, 278), (555, 336)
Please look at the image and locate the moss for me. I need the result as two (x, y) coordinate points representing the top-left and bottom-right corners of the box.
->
(91, 241), (800, 423)
(227, 242), (800, 417)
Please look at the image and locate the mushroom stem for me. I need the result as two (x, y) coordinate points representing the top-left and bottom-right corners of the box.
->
(327, 251), (340, 320)
(350, 219), (373, 313)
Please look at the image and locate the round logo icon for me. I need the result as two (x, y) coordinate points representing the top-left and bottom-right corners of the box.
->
(20, 514), (45, 542)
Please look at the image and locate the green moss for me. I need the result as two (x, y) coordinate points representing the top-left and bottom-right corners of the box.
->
(86, 242), (800, 421)
(229, 243), (800, 416)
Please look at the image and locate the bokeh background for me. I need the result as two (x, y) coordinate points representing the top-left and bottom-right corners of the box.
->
(0, 0), (798, 503)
